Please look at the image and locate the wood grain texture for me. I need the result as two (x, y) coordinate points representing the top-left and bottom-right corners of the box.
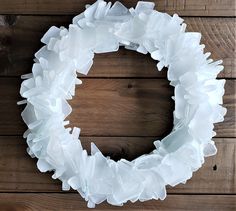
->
(0, 136), (235, 194)
(0, 16), (235, 78)
(0, 194), (235, 211)
(0, 78), (235, 137)
(0, 0), (235, 16)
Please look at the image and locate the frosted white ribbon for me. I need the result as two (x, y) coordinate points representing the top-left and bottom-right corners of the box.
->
(19, 0), (226, 208)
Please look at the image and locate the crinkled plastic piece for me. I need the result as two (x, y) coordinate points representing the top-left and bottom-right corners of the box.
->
(19, 0), (226, 208)
(41, 26), (61, 45)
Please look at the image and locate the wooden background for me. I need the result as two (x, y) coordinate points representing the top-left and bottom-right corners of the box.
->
(0, 0), (235, 210)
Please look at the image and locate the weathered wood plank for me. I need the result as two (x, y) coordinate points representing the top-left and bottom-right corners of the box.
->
(0, 16), (235, 78)
(0, 136), (235, 193)
(0, 193), (235, 211)
(0, 0), (235, 16)
(0, 78), (235, 137)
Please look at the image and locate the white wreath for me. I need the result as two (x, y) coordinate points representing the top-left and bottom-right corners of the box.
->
(19, 0), (226, 208)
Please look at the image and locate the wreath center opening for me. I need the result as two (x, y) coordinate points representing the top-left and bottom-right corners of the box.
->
(66, 48), (174, 161)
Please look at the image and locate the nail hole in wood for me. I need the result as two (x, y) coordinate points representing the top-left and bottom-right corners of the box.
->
(213, 164), (217, 171)
(128, 84), (133, 89)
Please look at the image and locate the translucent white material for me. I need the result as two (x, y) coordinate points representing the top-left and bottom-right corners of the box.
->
(19, 0), (226, 208)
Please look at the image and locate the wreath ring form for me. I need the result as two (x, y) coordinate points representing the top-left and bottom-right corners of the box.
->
(19, 0), (227, 208)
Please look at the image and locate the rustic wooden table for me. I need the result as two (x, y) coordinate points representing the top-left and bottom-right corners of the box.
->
(0, 0), (235, 210)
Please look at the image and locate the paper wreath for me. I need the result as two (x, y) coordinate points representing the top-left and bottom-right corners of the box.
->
(19, 0), (226, 208)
